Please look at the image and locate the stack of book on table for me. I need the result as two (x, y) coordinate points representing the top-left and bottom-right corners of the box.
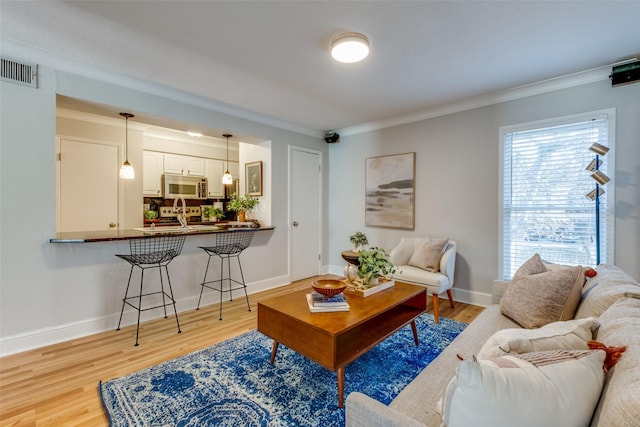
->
(306, 291), (350, 313)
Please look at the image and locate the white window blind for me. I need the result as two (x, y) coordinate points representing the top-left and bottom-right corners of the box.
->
(501, 110), (615, 279)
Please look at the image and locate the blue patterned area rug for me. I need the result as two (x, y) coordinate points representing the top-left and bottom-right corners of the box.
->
(99, 313), (466, 426)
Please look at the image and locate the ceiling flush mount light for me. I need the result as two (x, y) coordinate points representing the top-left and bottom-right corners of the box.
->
(331, 32), (370, 63)
(186, 131), (202, 138)
(222, 134), (233, 185)
(119, 112), (135, 180)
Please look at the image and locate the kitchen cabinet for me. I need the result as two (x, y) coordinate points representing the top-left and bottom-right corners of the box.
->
(143, 151), (164, 196)
(205, 159), (225, 198)
(164, 154), (205, 176)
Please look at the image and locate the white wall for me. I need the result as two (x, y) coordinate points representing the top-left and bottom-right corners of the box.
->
(239, 141), (272, 226)
(0, 67), (325, 356)
(328, 79), (640, 306)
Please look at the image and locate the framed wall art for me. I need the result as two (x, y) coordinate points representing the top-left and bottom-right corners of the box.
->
(245, 161), (263, 196)
(365, 152), (415, 229)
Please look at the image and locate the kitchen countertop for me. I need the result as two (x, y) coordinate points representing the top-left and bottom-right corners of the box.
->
(50, 223), (275, 243)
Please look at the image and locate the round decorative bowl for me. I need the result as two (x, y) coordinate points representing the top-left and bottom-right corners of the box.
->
(312, 279), (347, 297)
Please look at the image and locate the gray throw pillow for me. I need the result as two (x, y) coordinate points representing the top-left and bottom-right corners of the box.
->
(500, 266), (584, 328)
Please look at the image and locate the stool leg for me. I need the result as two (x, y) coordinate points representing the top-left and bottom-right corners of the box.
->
(226, 255), (234, 301)
(236, 255), (251, 312)
(117, 265), (135, 331)
(163, 264), (181, 334)
(158, 263), (168, 319)
(196, 254), (212, 310)
(218, 254), (224, 320)
(134, 269), (145, 346)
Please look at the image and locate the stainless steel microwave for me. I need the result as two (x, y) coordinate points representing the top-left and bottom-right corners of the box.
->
(162, 174), (208, 199)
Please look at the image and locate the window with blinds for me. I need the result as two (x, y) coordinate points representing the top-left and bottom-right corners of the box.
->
(500, 110), (615, 279)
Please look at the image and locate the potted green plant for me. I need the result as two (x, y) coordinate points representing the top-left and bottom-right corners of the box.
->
(349, 231), (369, 253)
(357, 247), (396, 287)
(227, 192), (259, 222)
(202, 206), (225, 222)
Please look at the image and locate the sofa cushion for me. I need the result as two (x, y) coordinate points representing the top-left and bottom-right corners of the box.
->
(408, 238), (448, 272)
(575, 264), (640, 319)
(589, 296), (640, 426)
(477, 317), (599, 359)
(500, 265), (583, 328)
(441, 349), (606, 427)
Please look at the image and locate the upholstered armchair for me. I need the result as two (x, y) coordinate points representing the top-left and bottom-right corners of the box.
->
(389, 237), (456, 323)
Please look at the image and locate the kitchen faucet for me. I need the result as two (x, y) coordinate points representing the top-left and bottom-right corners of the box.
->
(173, 197), (188, 228)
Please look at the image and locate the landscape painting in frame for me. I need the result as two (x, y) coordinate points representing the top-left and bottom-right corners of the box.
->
(365, 152), (415, 229)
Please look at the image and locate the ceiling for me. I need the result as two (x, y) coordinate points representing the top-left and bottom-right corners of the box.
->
(2, 1), (639, 136)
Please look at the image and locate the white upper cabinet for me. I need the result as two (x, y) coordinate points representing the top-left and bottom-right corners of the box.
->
(143, 151), (164, 196)
(164, 154), (205, 176)
(205, 159), (225, 198)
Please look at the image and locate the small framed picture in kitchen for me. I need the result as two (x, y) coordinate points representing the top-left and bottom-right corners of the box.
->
(245, 161), (263, 196)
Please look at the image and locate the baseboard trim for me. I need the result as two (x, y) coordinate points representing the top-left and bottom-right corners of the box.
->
(0, 274), (292, 357)
(450, 288), (492, 308)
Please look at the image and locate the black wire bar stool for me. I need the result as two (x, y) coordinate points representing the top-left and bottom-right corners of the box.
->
(115, 235), (186, 346)
(196, 229), (255, 320)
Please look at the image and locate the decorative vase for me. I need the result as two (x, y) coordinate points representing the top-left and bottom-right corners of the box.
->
(237, 211), (246, 222)
(344, 264), (358, 281)
(352, 244), (360, 253)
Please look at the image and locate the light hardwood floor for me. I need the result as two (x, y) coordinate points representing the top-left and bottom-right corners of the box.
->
(0, 276), (483, 426)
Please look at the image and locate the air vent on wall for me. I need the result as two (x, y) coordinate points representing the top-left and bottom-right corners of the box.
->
(1, 57), (38, 88)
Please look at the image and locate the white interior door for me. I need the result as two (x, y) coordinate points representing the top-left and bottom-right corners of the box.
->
(58, 138), (120, 232)
(290, 147), (322, 281)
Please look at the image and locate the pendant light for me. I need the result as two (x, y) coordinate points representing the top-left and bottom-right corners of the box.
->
(119, 112), (135, 179)
(222, 134), (233, 185)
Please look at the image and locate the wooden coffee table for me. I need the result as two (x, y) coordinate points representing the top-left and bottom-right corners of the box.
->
(257, 281), (427, 408)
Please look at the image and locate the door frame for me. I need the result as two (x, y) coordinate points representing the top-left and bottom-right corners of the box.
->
(56, 135), (125, 231)
(288, 145), (323, 281)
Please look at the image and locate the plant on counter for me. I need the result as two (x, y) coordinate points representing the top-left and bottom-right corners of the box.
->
(227, 193), (259, 222)
(143, 209), (158, 220)
(349, 231), (369, 253)
(357, 247), (396, 287)
(203, 207), (225, 222)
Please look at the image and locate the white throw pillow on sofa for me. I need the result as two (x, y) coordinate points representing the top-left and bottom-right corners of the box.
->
(441, 349), (606, 427)
(477, 317), (599, 359)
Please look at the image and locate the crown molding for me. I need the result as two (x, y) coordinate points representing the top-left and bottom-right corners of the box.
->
(338, 67), (612, 136)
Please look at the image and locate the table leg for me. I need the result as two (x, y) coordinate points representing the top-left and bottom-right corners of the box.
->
(411, 320), (419, 346)
(337, 367), (345, 408)
(269, 341), (279, 365)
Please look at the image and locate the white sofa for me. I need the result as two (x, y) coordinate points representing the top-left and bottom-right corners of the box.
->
(346, 264), (640, 427)
(389, 237), (456, 323)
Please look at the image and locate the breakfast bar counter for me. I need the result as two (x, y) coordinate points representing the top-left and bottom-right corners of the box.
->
(50, 224), (275, 243)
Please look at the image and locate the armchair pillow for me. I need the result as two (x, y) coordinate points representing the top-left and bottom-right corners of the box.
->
(407, 238), (448, 272)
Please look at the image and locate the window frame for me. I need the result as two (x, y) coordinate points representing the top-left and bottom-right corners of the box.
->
(498, 108), (616, 280)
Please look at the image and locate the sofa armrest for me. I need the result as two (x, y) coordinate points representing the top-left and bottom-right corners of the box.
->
(492, 280), (509, 304)
(346, 392), (425, 427)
